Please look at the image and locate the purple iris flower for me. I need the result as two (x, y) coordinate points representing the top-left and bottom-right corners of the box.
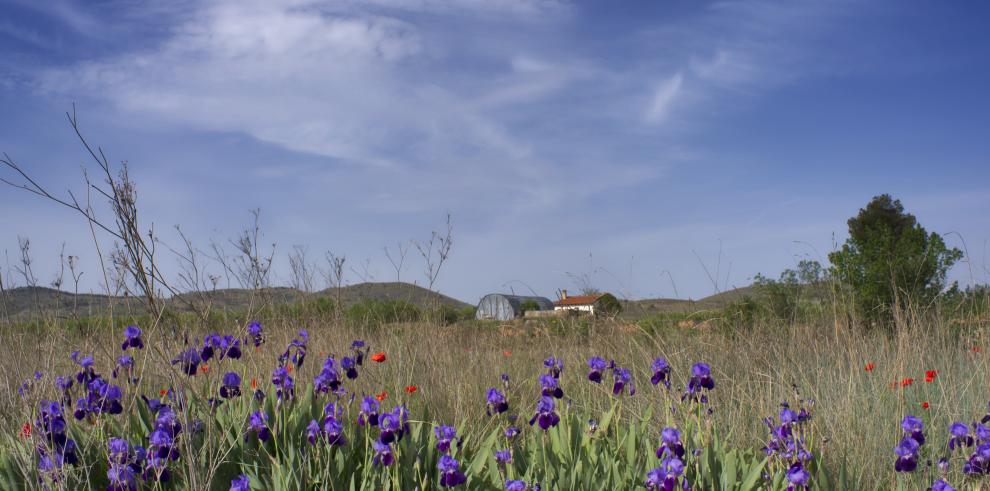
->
(684, 363), (715, 403)
(438, 455), (467, 488)
(149, 428), (178, 463)
(351, 340), (366, 365)
(108, 437), (130, 464)
(651, 358), (671, 388)
(587, 357), (607, 383)
(112, 355), (135, 382)
(612, 367), (633, 396)
(143, 454), (171, 483)
(171, 348), (201, 376)
(323, 418), (347, 446)
(645, 457), (685, 490)
(894, 437), (921, 472)
(72, 351), (98, 384)
(271, 367), (295, 402)
(786, 461), (810, 490)
(359, 396), (380, 426)
(74, 377), (124, 419)
(247, 411), (271, 442)
(55, 376), (73, 401)
(528, 396), (560, 430)
(539, 373), (563, 399)
(487, 388), (509, 415)
(435, 425), (458, 454)
(107, 463), (137, 491)
(247, 321), (264, 347)
(975, 423), (990, 443)
(314, 358), (342, 395)
(657, 427), (685, 459)
(219, 335), (241, 360)
(929, 479), (956, 491)
(964, 442), (990, 475)
(306, 420), (321, 445)
(122, 326), (143, 351)
(495, 449), (512, 464)
(543, 357), (563, 378)
(902, 415), (925, 445)
(379, 408), (405, 444)
(278, 330), (309, 369)
(949, 422), (974, 450)
(505, 426), (520, 439)
(372, 441), (394, 466)
(505, 480), (527, 491)
(155, 406), (183, 438)
(200, 334), (221, 362)
(230, 475), (251, 491)
(220, 372), (241, 399)
(341, 356), (358, 379)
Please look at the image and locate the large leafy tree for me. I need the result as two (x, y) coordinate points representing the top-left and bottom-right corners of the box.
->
(828, 194), (962, 323)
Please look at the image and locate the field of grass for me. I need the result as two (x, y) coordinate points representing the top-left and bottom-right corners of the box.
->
(0, 299), (988, 490)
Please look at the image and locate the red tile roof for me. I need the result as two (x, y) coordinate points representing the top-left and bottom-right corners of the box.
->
(554, 295), (602, 307)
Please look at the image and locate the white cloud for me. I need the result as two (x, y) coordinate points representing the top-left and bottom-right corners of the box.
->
(644, 72), (683, 124)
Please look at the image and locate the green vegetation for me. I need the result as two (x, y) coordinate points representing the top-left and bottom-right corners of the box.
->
(519, 300), (541, 314)
(595, 293), (622, 317)
(828, 194), (963, 326)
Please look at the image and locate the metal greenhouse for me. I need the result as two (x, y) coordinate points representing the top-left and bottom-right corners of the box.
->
(475, 294), (555, 321)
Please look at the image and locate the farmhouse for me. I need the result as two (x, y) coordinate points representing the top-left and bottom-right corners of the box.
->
(553, 290), (609, 315)
(475, 294), (555, 321)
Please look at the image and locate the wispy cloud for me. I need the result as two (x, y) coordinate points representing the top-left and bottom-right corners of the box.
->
(644, 72), (683, 124)
(9, 0), (101, 36)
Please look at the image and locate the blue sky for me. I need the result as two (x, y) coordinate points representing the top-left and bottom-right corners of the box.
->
(1, 0), (988, 302)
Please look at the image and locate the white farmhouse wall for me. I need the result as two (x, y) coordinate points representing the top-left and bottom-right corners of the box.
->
(554, 305), (596, 315)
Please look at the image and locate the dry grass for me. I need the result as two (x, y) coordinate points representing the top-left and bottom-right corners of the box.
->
(1, 310), (988, 487)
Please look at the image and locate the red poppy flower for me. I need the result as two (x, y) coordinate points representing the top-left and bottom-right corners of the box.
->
(925, 370), (938, 383)
(901, 378), (914, 387)
(864, 363), (875, 372)
(18, 422), (31, 439)
(200, 364), (210, 374)
(405, 385), (418, 394)
(159, 389), (168, 396)
(371, 352), (387, 363)
(251, 378), (258, 390)
(286, 365), (294, 374)
(921, 402), (930, 409)
(375, 391), (388, 401)
(973, 347), (982, 353)
(503, 351), (512, 357)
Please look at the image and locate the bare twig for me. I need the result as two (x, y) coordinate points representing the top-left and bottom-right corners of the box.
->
(413, 214), (453, 293)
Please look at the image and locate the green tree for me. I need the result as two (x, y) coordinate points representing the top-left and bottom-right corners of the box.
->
(753, 259), (826, 322)
(827, 194), (962, 324)
(519, 299), (541, 314)
(595, 293), (622, 317)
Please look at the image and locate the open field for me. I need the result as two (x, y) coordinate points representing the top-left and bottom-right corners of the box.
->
(1, 295), (988, 490)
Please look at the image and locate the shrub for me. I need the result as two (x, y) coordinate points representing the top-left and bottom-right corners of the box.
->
(595, 293), (622, 317)
(346, 299), (420, 326)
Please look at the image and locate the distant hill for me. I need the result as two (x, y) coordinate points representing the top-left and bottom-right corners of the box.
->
(0, 282), (470, 320)
(619, 285), (761, 318)
(316, 282), (469, 309)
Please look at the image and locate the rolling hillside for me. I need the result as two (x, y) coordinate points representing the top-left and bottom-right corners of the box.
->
(0, 282), (469, 320)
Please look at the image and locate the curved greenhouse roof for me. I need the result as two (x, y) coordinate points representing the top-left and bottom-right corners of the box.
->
(475, 294), (554, 321)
